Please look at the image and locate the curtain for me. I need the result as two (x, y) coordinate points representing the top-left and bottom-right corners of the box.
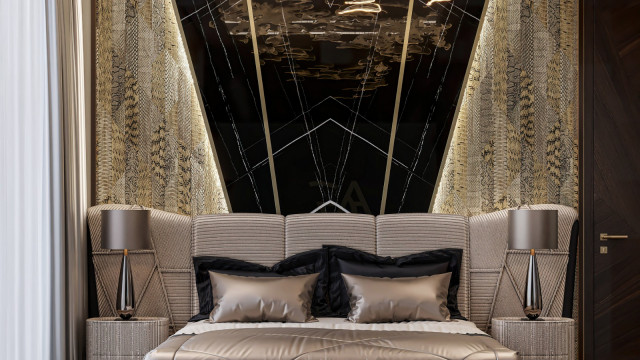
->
(0, 0), (87, 358)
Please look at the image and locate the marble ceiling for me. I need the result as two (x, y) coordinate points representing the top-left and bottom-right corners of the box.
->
(175, 0), (485, 214)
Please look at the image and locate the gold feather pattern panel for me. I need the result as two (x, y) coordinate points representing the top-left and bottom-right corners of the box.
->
(96, 0), (228, 215)
(96, 0), (113, 205)
(433, 0), (578, 216)
(491, 0), (509, 206)
(519, 69), (535, 204)
(124, 70), (140, 204)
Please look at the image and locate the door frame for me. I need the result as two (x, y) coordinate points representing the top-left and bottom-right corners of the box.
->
(579, 0), (594, 358)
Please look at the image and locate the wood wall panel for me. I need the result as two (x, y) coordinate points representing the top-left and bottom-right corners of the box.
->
(582, 1), (640, 358)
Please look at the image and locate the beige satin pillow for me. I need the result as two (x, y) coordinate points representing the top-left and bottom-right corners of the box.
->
(341, 272), (452, 323)
(208, 271), (319, 323)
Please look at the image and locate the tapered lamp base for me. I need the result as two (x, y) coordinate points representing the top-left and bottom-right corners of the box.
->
(117, 249), (135, 320)
(523, 249), (543, 320)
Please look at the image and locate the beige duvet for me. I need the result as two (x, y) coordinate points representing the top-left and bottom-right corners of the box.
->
(145, 327), (518, 359)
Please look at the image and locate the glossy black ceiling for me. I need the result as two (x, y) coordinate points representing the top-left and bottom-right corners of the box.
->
(175, 0), (485, 214)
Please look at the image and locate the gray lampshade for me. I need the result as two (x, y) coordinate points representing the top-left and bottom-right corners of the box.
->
(508, 209), (558, 250)
(101, 209), (152, 250)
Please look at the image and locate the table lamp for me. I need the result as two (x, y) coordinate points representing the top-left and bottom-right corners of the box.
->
(101, 209), (151, 320)
(508, 208), (558, 320)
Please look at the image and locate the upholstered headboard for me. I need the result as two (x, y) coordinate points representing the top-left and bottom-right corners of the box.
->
(190, 212), (471, 320)
(88, 204), (193, 333)
(87, 204), (577, 333)
(468, 204), (578, 330)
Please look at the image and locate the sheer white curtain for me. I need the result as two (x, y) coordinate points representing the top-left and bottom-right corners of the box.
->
(0, 0), (87, 359)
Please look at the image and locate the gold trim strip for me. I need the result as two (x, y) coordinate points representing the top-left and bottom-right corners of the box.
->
(247, 0), (281, 214)
(428, 0), (490, 212)
(379, 0), (415, 215)
(170, 0), (233, 212)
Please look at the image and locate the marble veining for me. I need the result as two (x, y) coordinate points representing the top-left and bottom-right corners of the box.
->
(175, 0), (485, 214)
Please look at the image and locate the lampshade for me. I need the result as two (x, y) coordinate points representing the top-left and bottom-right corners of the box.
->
(101, 209), (152, 250)
(508, 209), (558, 250)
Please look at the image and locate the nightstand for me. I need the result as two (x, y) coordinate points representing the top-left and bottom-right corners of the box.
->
(86, 317), (169, 360)
(491, 317), (575, 360)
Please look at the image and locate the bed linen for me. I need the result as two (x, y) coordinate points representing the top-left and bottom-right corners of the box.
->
(145, 318), (518, 360)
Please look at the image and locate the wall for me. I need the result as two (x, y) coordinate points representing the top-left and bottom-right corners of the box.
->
(175, 0), (486, 214)
(95, 0), (578, 216)
(433, 0), (578, 215)
(95, 0), (227, 215)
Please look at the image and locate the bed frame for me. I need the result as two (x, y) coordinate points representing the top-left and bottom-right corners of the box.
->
(87, 204), (578, 333)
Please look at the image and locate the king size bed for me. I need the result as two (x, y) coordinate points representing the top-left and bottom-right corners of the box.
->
(87, 205), (579, 360)
(150, 321), (515, 359)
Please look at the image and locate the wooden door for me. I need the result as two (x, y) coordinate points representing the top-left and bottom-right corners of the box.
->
(582, 0), (640, 359)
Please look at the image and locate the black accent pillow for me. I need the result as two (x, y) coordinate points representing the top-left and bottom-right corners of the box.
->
(191, 248), (329, 322)
(325, 245), (465, 320)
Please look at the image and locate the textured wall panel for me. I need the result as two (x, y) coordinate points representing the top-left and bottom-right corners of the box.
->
(95, 0), (227, 216)
(433, 0), (578, 215)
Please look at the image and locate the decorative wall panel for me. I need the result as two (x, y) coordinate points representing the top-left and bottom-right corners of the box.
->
(176, 0), (486, 214)
(96, 0), (228, 215)
(433, 0), (578, 215)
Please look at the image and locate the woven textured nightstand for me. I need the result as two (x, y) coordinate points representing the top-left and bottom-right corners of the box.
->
(86, 317), (169, 360)
(491, 317), (575, 360)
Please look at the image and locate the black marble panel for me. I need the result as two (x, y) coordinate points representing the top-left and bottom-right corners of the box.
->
(176, 0), (484, 214)
(385, 0), (485, 213)
(176, 0), (275, 212)
(254, 0), (406, 214)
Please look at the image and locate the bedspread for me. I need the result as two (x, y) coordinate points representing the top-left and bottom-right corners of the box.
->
(145, 327), (518, 360)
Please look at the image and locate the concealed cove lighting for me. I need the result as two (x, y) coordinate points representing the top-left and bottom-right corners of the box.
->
(336, 0), (382, 15)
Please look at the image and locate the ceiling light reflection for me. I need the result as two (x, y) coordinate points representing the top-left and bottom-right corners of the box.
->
(336, 0), (382, 15)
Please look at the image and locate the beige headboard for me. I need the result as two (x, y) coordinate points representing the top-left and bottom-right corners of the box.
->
(88, 204), (193, 333)
(88, 204), (577, 333)
(468, 204), (578, 330)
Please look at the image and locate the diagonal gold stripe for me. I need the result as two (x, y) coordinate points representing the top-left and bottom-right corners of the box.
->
(379, 0), (415, 215)
(428, 0), (490, 212)
(247, 0), (281, 214)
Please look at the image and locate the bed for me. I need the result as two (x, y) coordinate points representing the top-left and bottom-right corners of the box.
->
(147, 319), (516, 359)
(87, 205), (579, 360)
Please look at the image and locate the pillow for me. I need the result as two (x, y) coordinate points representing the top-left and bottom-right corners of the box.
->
(209, 272), (319, 323)
(192, 248), (329, 321)
(325, 245), (464, 319)
(341, 272), (452, 323)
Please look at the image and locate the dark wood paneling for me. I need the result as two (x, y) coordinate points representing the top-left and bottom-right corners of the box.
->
(582, 0), (640, 359)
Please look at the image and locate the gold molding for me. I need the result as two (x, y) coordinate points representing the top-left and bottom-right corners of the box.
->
(170, 0), (233, 212)
(379, 0), (415, 215)
(246, 0), (281, 214)
(428, 0), (490, 213)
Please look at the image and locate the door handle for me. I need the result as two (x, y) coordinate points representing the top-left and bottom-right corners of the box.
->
(600, 233), (629, 241)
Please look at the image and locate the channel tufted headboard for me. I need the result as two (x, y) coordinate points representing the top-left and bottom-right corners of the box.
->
(88, 204), (578, 333)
